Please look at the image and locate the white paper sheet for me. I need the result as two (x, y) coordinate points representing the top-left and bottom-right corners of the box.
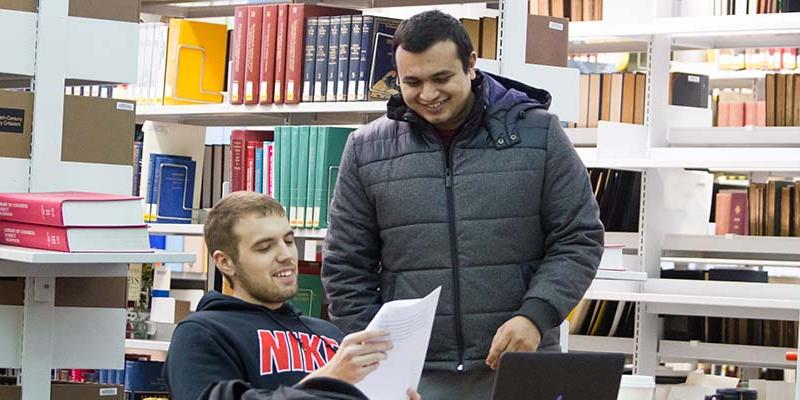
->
(355, 287), (441, 400)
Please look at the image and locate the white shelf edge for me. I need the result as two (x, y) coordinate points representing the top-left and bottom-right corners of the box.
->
(0, 245), (196, 265)
(125, 338), (171, 352)
(663, 234), (800, 257)
(568, 335), (634, 354)
(659, 340), (798, 369)
(668, 127), (800, 147)
(595, 270), (647, 281)
(148, 223), (328, 239)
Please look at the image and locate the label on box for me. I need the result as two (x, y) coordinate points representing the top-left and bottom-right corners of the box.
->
(99, 387), (119, 396)
(0, 108), (25, 134)
(548, 21), (564, 31)
(687, 75), (700, 83)
(116, 102), (135, 111)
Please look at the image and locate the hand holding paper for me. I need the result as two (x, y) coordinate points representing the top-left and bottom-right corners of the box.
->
(355, 287), (441, 400)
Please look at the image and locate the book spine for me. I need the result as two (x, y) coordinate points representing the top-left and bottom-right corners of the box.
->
(347, 16), (362, 102)
(231, 7), (247, 104)
(231, 130), (245, 192)
(284, 4), (305, 104)
(302, 18), (318, 102)
(245, 6), (264, 105)
(273, 4), (289, 104)
(254, 144), (264, 194)
(246, 142), (256, 192)
(357, 16), (373, 101)
(326, 16), (341, 102)
(0, 222), (70, 252)
(0, 198), (63, 226)
(336, 16), (351, 102)
(314, 17), (330, 102)
(259, 5), (279, 105)
(163, 20), (181, 105)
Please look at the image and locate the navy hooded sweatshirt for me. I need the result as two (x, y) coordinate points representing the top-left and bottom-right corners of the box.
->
(164, 291), (345, 400)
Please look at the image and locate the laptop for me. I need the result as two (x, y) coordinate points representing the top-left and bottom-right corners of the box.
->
(491, 352), (625, 400)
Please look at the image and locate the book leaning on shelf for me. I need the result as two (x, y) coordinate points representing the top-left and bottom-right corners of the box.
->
(0, 192), (150, 252)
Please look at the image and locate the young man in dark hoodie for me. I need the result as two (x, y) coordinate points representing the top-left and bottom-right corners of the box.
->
(323, 9), (603, 400)
(165, 192), (420, 400)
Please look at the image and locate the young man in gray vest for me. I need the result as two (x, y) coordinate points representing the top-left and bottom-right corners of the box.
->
(322, 9), (604, 399)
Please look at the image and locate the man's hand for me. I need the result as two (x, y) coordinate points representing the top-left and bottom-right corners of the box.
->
(485, 316), (541, 370)
(305, 330), (392, 385)
(407, 388), (422, 400)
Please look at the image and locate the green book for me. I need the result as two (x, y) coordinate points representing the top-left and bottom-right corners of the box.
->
(279, 127), (292, 216)
(288, 126), (300, 227)
(305, 126), (319, 229)
(295, 126), (310, 229)
(273, 127), (283, 203)
(317, 127), (353, 229)
(288, 274), (324, 318)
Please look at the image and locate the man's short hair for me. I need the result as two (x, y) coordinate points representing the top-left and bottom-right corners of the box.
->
(204, 192), (286, 287)
(392, 10), (475, 73)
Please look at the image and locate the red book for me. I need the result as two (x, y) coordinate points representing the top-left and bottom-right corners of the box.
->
(231, 7), (248, 104)
(283, 4), (360, 104)
(245, 6), (264, 104)
(246, 141), (258, 192)
(231, 130), (275, 192)
(756, 101), (766, 126)
(273, 4), (289, 104)
(0, 221), (150, 252)
(0, 191), (143, 227)
(744, 101), (757, 126)
(717, 102), (731, 127)
(259, 5), (279, 105)
(728, 101), (745, 127)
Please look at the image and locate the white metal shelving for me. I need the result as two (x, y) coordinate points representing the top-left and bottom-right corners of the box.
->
(668, 127), (800, 148)
(125, 339), (171, 352)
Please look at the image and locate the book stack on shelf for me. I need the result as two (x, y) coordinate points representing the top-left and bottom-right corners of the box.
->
(143, 152), (197, 225)
(570, 72), (647, 128)
(712, 176), (800, 238)
(706, 0), (800, 15)
(459, 17), (499, 60)
(589, 168), (641, 233)
(713, 47), (798, 71)
(0, 192), (150, 252)
(530, 0), (604, 21)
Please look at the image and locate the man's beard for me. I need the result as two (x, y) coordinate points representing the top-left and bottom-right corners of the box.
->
(237, 267), (298, 305)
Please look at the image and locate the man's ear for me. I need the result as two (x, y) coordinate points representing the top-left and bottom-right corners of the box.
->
(213, 250), (236, 281)
(468, 50), (478, 80)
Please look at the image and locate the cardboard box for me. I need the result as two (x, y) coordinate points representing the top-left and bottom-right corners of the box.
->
(0, 278), (24, 305)
(0, 0), (36, 12)
(62, 96), (136, 166)
(0, 383), (124, 400)
(525, 14), (568, 67)
(55, 277), (127, 308)
(150, 297), (191, 323)
(0, 90), (33, 159)
(68, 0), (140, 23)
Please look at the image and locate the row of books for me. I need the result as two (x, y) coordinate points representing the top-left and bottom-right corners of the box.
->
(590, 168), (641, 233)
(661, 269), (799, 348)
(143, 153), (197, 224)
(568, 300), (634, 337)
(459, 17), (499, 60)
(530, 0), (603, 21)
(712, 181), (800, 237)
(64, 85), (117, 99)
(571, 72), (648, 128)
(765, 73), (800, 126)
(706, 0), (800, 15)
(715, 95), (767, 127)
(228, 127), (353, 229)
(0, 192), (149, 252)
(714, 48), (799, 71)
(300, 15), (400, 103)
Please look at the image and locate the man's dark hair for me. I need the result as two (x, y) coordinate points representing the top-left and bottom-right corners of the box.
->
(392, 10), (474, 73)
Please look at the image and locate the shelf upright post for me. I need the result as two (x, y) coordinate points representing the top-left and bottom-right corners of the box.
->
(29, 0), (69, 193)
(20, 276), (56, 400)
(632, 32), (673, 377)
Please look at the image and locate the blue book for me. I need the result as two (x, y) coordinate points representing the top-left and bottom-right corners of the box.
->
(362, 17), (401, 101)
(152, 156), (196, 224)
(99, 369), (108, 384)
(347, 16), (362, 101)
(124, 360), (169, 394)
(302, 17), (318, 102)
(146, 153), (191, 204)
(314, 16), (330, 102)
(336, 15), (351, 101)
(254, 145), (264, 194)
(356, 16), (373, 101)
(326, 16), (341, 102)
